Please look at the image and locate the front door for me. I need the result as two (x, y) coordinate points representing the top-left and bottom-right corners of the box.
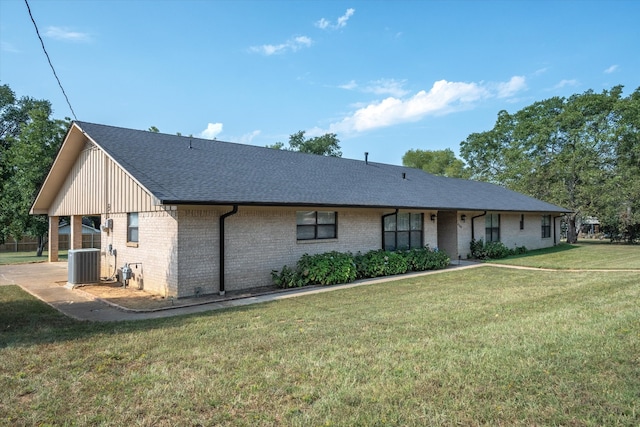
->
(437, 211), (458, 259)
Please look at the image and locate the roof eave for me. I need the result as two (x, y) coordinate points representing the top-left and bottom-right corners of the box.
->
(158, 199), (571, 213)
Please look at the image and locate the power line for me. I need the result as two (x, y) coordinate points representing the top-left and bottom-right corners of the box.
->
(24, 0), (78, 121)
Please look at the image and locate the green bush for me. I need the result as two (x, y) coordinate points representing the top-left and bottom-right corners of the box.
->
(470, 239), (528, 260)
(354, 250), (388, 279)
(272, 247), (451, 289)
(404, 247), (451, 271)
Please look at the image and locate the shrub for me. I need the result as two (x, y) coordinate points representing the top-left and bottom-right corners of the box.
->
(295, 251), (357, 286)
(470, 239), (528, 260)
(272, 247), (451, 289)
(354, 250), (388, 279)
(270, 265), (301, 289)
(404, 247), (451, 271)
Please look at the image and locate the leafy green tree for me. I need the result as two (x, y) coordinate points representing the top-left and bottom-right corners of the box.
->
(597, 87), (640, 242)
(402, 148), (468, 178)
(268, 131), (342, 157)
(0, 84), (67, 253)
(148, 126), (159, 133)
(460, 86), (635, 243)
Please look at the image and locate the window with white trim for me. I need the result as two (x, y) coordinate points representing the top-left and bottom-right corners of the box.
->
(127, 213), (139, 243)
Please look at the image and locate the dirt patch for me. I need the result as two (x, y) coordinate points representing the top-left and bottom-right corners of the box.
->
(72, 281), (281, 311)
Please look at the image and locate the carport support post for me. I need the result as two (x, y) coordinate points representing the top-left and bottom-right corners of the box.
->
(71, 215), (83, 250)
(48, 216), (59, 262)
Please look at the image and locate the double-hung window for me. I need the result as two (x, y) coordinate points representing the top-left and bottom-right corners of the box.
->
(127, 213), (139, 243)
(541, 215), (551, 238)
(383, 212), (423, 251)
(485, 213), (500, 242)
(296, 211), (337, 240)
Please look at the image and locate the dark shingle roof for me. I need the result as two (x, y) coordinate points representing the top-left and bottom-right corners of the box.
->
(76, 121), (569, 213)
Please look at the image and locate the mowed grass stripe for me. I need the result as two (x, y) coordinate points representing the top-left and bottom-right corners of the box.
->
(1, 266), (639, 426)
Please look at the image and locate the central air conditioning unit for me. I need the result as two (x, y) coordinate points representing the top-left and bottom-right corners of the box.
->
(68, 248), (100, 285)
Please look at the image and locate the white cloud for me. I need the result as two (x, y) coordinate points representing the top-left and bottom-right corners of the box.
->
(319, 77), (527, 135)
(339, 78), (408, 97)
(238, 130), (261, 144)
(495, 76), (527, 98)
(315, 18), (330, 30)
(200, 123), (223, 139)
(44, 26), (91, 42)
(604, 64), (619, 74)
(250, 36), (312, 55)
(554, 79), (579, 89)
(363, 79), (409, 97)
(315, 8), (355, 30)
(339, 80), (358, 90)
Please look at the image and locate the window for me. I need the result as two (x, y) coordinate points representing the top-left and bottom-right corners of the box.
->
(296, 211), (337, 240)
(127, 213), (139, 243)
(541, 215), (551, 238)
(520, 214), (525, 230)
(485, 213), (500, 242)
(383, 212), (423, 251)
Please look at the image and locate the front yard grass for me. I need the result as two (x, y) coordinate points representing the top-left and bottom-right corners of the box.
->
(488, 241), (640, 270)
(0, 251), (67, 266)
(1, 265), (638, 426)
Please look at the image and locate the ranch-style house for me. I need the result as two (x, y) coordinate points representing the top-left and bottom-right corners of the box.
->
(31, 122), (570, 298)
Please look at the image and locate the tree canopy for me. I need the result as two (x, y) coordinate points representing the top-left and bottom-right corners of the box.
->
(402, 148), (468, 178)
(0, 84), (68, 252)
(460, 85), (640, 243)
(268, 131), (342, 157)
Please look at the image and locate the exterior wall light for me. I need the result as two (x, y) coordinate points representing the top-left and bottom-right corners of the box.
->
(430, 214), (437, 222)
(461, 214), (467, 222)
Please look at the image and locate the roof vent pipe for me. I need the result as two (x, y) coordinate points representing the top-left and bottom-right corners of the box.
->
(365, 152), (369, 165)
(402, 172), (406, 179)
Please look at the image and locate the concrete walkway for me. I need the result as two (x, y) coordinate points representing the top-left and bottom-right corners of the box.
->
(0, 260), (482, 322)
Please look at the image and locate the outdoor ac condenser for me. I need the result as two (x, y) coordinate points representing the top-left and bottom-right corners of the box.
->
(68, 248), (100, 284)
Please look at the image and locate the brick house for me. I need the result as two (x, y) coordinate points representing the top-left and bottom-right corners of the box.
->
(31, 122), (569, 298)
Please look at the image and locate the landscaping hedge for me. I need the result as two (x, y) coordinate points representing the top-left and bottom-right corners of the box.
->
(271, 247), (450, 289)
(470, 239), (527, 260)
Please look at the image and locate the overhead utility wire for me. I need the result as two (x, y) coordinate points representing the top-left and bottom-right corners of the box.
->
(24, 0), (78, 121)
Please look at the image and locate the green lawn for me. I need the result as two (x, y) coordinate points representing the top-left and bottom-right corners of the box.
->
(488, 241), (640, 269)
(1, 256), (638, 425)
(0, 251), (67, 265)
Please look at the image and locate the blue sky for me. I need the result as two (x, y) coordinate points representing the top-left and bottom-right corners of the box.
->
(1, 0), (639, 165)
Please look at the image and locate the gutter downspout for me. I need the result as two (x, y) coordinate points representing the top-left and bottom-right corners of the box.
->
(471, 211), (487, 241)
(219, 205), (238, 296)
(381, 209), (399, 248)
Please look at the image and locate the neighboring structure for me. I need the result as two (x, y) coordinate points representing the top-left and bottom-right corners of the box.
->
(0, 222), (100, 252)
(31, 122), (570, 298)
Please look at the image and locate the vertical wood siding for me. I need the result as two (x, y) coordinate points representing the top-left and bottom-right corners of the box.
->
(48, 143), (162, 216)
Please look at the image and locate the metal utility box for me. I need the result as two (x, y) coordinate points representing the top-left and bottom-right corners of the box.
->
(68, 248), (100, 284)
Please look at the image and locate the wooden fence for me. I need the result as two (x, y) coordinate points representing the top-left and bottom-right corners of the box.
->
(0, 234), (101, 253)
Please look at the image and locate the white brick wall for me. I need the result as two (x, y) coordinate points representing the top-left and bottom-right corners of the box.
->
(100, 207), (562, 298)
(456, 211), (557, 258)
(100, 210), (178, 297)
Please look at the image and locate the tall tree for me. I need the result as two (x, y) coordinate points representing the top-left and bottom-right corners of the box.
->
(598, 87), (640, 241)
(460, 86), (634, 243)
(0, 84), (67, 253)
(402, 148), (468, 178)
(268, 131), (342, 157)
